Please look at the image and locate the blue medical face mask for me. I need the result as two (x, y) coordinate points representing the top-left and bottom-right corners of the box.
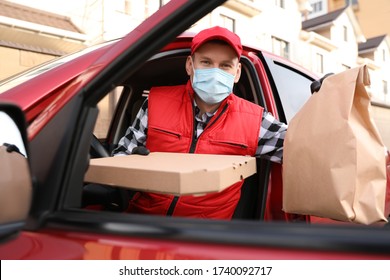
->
(191, 64), (236, 104)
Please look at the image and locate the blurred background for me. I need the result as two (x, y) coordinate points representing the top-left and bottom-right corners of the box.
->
(1, 0), (389, 147)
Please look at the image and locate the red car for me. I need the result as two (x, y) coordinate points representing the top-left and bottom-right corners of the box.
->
(0, 0), (389, 260)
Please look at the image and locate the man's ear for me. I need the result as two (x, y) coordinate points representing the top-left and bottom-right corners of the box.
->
(234, 62), (242, 83)
(185, 55), (193, 76)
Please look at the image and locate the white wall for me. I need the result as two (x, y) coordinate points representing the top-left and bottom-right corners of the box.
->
(250, 0), (302, 57)
(330, 13), (359, 70)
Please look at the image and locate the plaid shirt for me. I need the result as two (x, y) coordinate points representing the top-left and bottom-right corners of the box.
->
(113, 98), (287, 163)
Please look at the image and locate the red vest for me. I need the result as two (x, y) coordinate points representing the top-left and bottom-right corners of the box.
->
(128, 81), (263, 219)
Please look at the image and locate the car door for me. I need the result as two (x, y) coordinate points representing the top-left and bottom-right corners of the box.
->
(239, 50), (316, 222)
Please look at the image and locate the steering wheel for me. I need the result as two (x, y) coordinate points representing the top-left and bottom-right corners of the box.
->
(90, 134), (110, 158)
(85, 134), (131, 211)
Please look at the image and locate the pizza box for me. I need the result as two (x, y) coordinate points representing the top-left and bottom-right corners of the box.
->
(84, 152), (256, 195)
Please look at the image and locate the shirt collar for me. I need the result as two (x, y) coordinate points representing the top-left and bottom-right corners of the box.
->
(193, 100), (216, 120)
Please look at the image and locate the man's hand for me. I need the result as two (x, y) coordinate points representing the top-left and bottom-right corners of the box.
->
(310, 73), (334, 94)
(132, 146), (150, 155)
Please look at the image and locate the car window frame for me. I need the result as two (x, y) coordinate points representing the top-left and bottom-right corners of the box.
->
(259, 54), (317, 124)
(23, 0), (229, 228)
(79, 48), (275, 221)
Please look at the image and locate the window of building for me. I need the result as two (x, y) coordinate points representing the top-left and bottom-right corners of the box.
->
(345, 0), (359, 10)
(382, 49), (386, 62)
(124, 0), (132, 15)
(383, 80), (388, 95)
(272, 37), (289, 59)
(343, 26), (348, 42)
(307, 0), (327, 18)
(142, 0), (167, 17)
(219, 14), (235, 32)
(275, 0), (285, 8)
(311, 1), (323, 13)
(144, 0), (152, 17)
(345, 0), (359, 6)
(316, 53), (324, 74)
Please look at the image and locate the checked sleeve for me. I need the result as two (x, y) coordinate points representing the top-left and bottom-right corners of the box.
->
(112, 99), (149, 156)
(255, 111), (287, 164)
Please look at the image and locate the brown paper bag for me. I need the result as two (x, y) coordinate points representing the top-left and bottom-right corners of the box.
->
(282, 65), (388, 225)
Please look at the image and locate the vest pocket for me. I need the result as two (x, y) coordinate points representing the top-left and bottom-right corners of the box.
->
(209, 139), (248, 149)
(149, 127), (182, 139)
(206, 140), (250, 156)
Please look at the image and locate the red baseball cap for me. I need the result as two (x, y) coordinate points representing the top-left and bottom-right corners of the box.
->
(191, 26), (242, 58)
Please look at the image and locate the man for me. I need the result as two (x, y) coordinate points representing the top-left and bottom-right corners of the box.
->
(113, 26), (287, 219)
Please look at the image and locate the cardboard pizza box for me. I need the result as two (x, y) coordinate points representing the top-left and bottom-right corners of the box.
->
(84, 152), (256, 195)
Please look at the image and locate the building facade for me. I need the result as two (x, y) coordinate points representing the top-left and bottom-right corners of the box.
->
(305, 0), (390, 145)
(0, 0), (86, 79)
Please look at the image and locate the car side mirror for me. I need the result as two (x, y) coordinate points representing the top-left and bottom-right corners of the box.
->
(0, 103), (32, 243)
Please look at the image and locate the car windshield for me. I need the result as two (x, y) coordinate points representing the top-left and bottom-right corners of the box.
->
(0, 40), (116, 94)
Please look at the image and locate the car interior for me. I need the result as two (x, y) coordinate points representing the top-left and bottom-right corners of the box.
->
(84, 49), (277, 221)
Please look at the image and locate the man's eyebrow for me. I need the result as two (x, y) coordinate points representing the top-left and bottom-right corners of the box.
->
(198, 55), (234, 63)
(219, 59), (236, 65)
(222, 59), (235, 63)
(197, 54), (212, 60)
(196, 54), (236, 65)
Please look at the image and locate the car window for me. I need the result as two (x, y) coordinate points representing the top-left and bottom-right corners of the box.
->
(262, 58), (314, 123)
(83, 50), (272, 221)
(93, 87), (123, 139)
(105, 51), (266, 150)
